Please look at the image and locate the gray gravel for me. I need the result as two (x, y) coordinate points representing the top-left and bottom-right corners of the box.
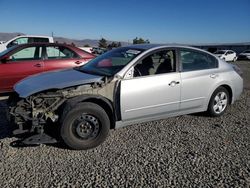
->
(0, 89), (249, 187)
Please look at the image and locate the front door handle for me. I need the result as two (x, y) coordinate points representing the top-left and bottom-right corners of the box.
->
(169, 81), (180, 87)
(34, 63), (42, 67)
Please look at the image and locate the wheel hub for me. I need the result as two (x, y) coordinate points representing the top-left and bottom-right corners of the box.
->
(73, 114), (100, 139)
(213, 92), (228, 114)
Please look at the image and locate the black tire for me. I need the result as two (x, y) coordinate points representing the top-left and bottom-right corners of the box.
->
(207, 87), (229, 117)
(61, 102), (110, 150)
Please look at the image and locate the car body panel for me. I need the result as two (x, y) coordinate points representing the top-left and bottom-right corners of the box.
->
(0, 59), (44, 92)
(120, 72), (181, 121)
(14, 69), (103, 98)
(11, 45), (243, 132)
(43, 58), (88, 72)
(179, 68), (219, 111)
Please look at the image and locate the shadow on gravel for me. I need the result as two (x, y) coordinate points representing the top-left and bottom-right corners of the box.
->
(0, 99), (12, 140)
(8, 125), (68, 149)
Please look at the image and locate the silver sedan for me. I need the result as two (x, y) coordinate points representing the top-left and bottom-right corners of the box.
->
(10, 44), (243, 149)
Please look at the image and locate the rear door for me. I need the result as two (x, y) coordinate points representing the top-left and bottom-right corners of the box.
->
(0, 46), (43, 92)
(179, 48), (219, 111)
(43, 45), (84, 72)
(120, 48), (181, 121)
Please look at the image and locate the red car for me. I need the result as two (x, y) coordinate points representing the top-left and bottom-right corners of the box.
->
(0, 43), (95, 93)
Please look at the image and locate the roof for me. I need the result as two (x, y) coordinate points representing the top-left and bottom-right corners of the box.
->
(12, 42), (75, 48)
(11, 35), (53, 39)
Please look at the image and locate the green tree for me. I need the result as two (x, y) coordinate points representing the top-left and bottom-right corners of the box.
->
(107, 41), (122, 49)
(117, 42), (122, 47)
(133, 37), (150, 44)
(84, 44), (90, 47)
(99, 38), (107, 48)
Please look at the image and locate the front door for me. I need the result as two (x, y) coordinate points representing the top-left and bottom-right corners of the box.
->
(0, 46), (43, 92)
(120, 49), (181, 121)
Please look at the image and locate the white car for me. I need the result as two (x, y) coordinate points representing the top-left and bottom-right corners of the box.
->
(214, 50), (237, 62)
(78, 47), (93, 53)
(9, 45), (243, 150)
(238, 49), (250, 60)
(0, 35), (54, 52)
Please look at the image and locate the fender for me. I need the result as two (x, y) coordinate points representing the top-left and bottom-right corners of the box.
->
(205, 80), (234, 109)
(62, 94), (116, 128)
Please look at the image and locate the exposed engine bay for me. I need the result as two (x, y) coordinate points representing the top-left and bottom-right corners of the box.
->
(9, 78), (117, 145)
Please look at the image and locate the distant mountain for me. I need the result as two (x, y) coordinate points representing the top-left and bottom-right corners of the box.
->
(0, 32), (130, 47)
(0, 32), (25, 41)
(1, 32), (249, 47)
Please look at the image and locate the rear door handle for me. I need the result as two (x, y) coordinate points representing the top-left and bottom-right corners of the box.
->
(169, 81), (180, 87)
(210, 74), (218, 79)
(75, 61), (82, 65)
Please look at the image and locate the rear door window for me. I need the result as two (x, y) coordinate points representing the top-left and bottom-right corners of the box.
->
(46, 46), (78, 59)
(180, 49), (218, 72)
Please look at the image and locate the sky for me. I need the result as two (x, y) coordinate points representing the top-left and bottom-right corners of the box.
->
(0, 0), (250, 44)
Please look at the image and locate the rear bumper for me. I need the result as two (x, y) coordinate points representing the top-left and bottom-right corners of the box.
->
(232, 76), (243, 103)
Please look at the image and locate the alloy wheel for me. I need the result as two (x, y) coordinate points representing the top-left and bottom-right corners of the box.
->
(213, 92), (228, 114)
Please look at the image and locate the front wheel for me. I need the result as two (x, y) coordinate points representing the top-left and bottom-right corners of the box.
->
(61, 102), (110, 150)
(207, 87), (229, 117)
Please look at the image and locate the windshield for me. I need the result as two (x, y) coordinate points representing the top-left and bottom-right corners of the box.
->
(0, 45), (17, 57)
(214, 51), (226, 54)
(78, 47), (144, 76)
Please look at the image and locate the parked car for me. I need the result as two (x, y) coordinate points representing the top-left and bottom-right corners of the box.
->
(237, 49), (250, 60)
(91, 47), (107, 55)
(9, 44), (243, 150)
(0, 43), (95, 93)
(0, 35), (54, 52)
(214, 50), (237, 62)
(78, 47), (93, 53)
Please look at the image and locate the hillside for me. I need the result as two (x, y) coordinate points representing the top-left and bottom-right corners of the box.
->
(0, 32), (130, 47)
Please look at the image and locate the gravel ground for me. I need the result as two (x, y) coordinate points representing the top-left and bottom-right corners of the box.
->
(0, 62), (250, 187)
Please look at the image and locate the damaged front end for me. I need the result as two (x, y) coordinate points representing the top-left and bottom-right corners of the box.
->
(9, 89), (70, 144)
(9, 77), (116, 145)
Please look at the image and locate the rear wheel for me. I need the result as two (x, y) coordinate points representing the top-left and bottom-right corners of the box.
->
(207, 87), (229, 117)
(61, 102), (110, 150)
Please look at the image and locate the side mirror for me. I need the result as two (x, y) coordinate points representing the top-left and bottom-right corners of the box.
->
(124, 67), (134, 79)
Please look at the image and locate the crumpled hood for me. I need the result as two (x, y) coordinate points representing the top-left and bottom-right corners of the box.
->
(14, 68), (103, 98)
